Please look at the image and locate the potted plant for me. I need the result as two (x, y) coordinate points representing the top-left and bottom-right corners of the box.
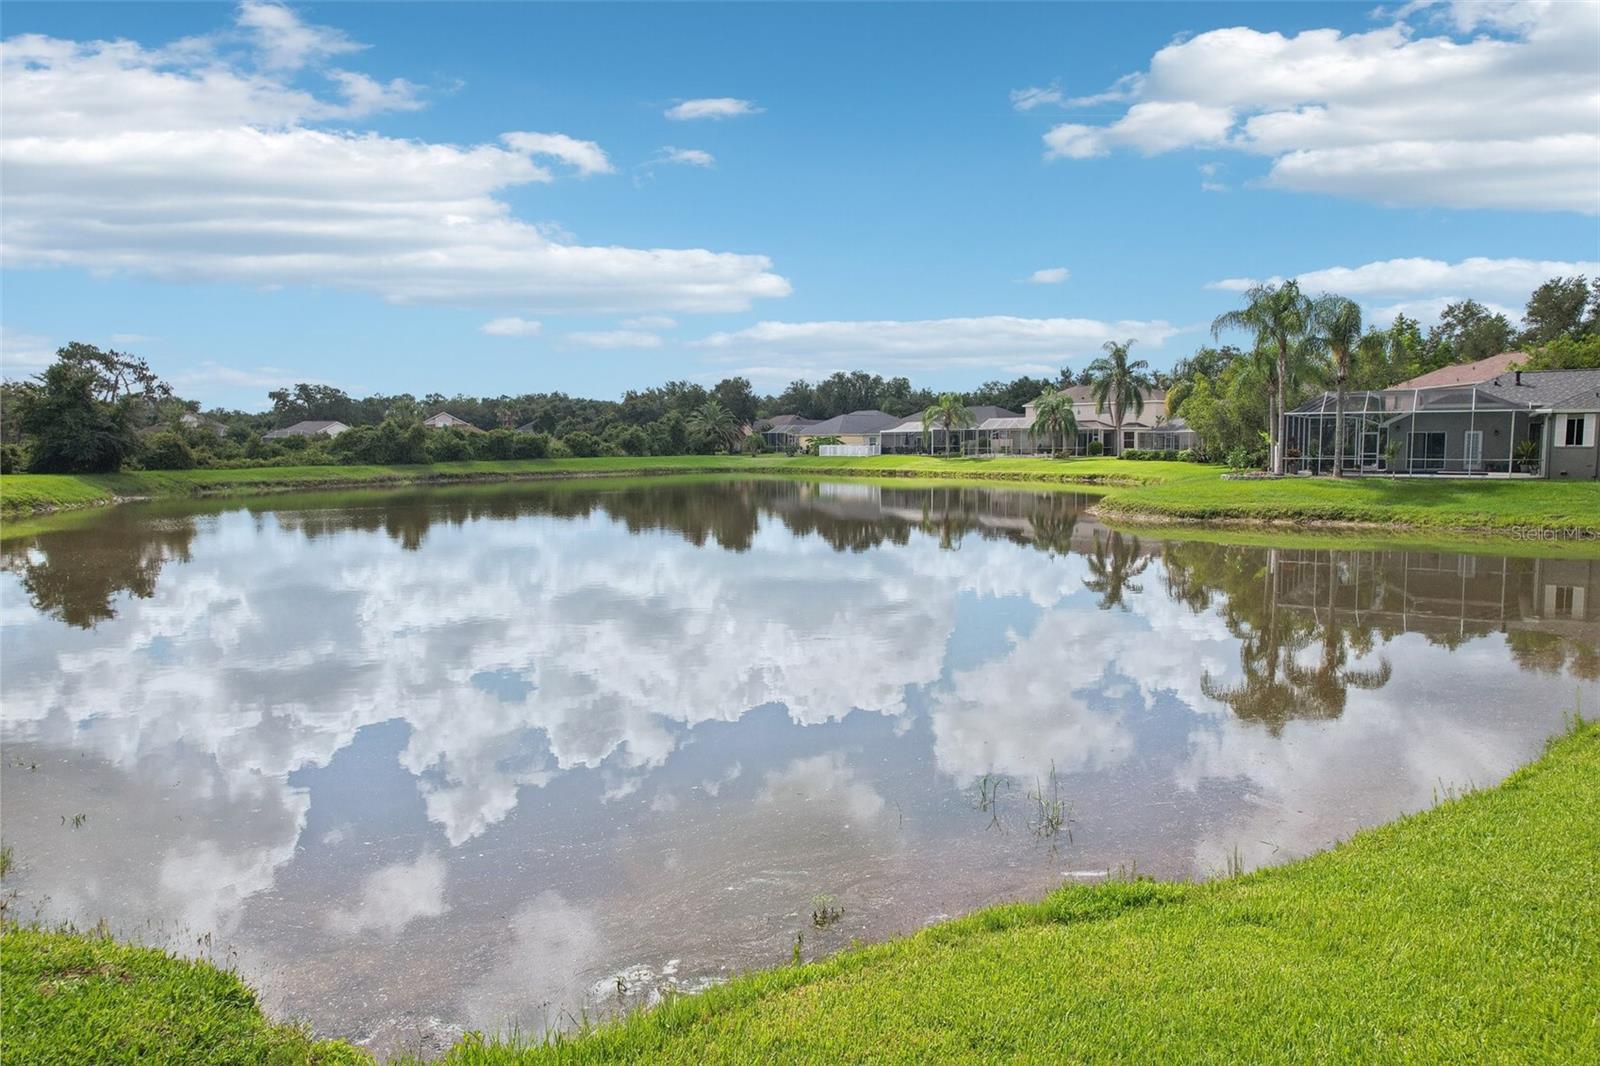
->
(1513, 439), (1540, 475)
(1384, 438), (1403, 475)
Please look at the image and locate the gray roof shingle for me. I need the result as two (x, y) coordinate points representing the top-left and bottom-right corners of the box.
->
(1477, 369), (1600, 411)
(804, 410), (902, 435)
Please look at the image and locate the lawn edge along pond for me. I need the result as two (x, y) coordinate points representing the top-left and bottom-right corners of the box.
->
(4, 456), (1599, 538)
(4, 718), (1596, 1064)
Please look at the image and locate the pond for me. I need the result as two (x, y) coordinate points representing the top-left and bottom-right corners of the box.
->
(2, 478), (1596, 1056)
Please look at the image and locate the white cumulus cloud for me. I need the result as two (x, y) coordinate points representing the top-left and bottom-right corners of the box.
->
(481, 317), (544, 337)
(501, 131), (615, 177)
(0, 8), (791, 314)
(1032, 1), (1600, 212)
(664, 97), (761, 121)
(1026, 267), (1071, 284)
(655, 146), (715, 167)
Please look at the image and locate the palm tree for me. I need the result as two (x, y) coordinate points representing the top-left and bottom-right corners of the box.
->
(1212, 281), (1314, 474)
(688, 399), (742, 453)
(922, 393), (975, 457)
(1082, 531), (1150, 610)
(1313, 295), (1363, 477)
(1085, 339), (1152, 456)
(1031, 388), (1078, 456)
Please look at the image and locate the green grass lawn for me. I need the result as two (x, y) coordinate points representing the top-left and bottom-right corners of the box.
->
(5, 720), (1595, 1064)
(0, 926), (366, 1065)
(3, 455), (1597, 536)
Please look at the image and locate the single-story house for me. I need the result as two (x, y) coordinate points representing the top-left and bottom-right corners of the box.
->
(423, 412), (482, 432)
(262, 420), (350, 440)
(880, 406), (1022, 454)
(754, 414), (818, 448)
(1283, 368), (1600, 479)
(798, 410), (901, 451)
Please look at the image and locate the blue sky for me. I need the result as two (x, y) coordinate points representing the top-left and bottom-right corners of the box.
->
(2, 1), (1596, 409)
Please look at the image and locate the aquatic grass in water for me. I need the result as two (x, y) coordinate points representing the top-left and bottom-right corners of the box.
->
(810, 895), (843, 930)
(1028, 763), (1071, 841)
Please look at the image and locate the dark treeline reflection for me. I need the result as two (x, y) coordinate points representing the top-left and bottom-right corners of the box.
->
(263, 480), (1100, 557)
(0, 511), (197, 628)
(4, 485), (1597, 727)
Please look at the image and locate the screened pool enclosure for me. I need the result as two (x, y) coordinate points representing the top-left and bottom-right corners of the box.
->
(1283, 386), (1544, 477)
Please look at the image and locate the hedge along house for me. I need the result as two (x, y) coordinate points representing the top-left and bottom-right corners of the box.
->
(1282, 369), (1600, 479)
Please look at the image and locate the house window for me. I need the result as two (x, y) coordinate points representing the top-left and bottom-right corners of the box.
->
(1407, 431), (1446, 470)
(1558, 414), (1594, 447)
(1545, 584), (1585, 618)
(1122, 431), (1135, 451)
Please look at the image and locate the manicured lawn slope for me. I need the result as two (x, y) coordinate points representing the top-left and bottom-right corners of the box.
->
(5, 722), (1595, 1064)
(1104, 469), (1600, 530)
(4, 456), (1598, 534)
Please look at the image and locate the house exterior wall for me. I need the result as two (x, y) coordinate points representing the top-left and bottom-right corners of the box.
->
(1389, 411), (1526, 472)
(1547, 412), (1600, 480)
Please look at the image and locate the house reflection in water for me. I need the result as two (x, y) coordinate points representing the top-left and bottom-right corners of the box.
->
(1270, 549), (1597, 647)
(1164, 542), (1599, 734)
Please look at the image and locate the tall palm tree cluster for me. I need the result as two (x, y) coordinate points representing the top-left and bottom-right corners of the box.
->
(1028, 339), (1151, 459)
(1210, 281), (1367, 476)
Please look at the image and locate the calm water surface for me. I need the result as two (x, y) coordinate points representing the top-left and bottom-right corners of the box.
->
(2, 479), (1596, 1056)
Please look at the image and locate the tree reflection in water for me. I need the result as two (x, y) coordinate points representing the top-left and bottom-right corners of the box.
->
(1083, 531), (1150, 611)
(1, 511), (198, 629)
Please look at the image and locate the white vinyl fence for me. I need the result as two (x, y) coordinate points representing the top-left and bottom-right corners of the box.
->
(818, 444), (880, 457)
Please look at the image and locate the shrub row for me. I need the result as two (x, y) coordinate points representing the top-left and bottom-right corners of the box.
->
(1118, 448), (1202, 462)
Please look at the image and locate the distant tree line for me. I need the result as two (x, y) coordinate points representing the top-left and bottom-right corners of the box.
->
(3, 277), (1595, 475)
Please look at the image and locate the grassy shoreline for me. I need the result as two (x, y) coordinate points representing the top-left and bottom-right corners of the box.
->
(6, 718), (1595, 1063)
(3, 455), (1598, 538)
